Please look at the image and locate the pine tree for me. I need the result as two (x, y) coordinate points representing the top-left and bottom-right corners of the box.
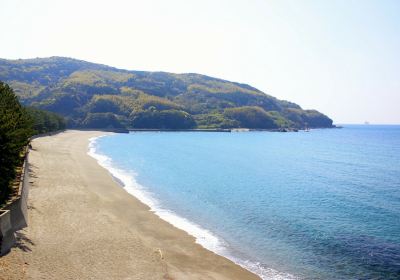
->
(0, 81), (33, 205)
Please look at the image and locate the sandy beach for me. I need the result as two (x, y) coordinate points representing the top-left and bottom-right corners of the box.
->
(0, 130), (260, 280)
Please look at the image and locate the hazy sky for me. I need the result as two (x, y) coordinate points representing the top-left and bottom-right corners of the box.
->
(1, 0), (399, 124)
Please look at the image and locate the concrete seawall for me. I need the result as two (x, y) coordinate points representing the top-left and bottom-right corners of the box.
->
(0, 210), (16, 255)
(0, 148), (30, 255)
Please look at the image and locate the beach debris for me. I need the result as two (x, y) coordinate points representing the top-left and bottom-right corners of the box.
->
(155, 248), (164, 260)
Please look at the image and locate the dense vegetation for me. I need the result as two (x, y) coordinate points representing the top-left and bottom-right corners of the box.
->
(0, 81), (65, 205)
(0, 82), (32, 205)
(132, 109), (196, 129)
(26, 107), (66, 134)
(224, 106), (278, 129)
(0, 57), (333, 129)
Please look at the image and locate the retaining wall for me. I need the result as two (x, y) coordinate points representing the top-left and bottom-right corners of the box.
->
(0, 148), (30, 256)
(0, 210), (16, 255)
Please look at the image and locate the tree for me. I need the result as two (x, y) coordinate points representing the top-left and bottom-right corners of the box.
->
(26, 107), (66, 134)
(0, 82), (33, 204)
(82, 112), (124, 129)
(224, 106), (278, 129)
(131, 109), (196, 129)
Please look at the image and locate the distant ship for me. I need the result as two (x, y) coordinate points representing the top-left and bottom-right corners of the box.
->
(364, 121), (370, 125)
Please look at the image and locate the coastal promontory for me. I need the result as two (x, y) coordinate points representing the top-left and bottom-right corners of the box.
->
(0, 57), (333, 130)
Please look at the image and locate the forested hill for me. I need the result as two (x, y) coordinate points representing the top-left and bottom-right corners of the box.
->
(0, 57), (333, 130)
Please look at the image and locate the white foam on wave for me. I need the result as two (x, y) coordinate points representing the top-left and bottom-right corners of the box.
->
(88, 136), (297, 280)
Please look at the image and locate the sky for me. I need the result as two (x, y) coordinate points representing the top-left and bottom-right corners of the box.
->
(1, 0), (399, 124)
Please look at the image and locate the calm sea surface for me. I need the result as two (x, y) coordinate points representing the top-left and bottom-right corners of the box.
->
(89, 125), (400, 279)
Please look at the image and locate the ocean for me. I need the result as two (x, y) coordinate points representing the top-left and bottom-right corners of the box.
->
(88, 125), (400, 280)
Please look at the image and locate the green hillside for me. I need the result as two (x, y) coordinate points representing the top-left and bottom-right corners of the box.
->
(0, 57), (333, 130)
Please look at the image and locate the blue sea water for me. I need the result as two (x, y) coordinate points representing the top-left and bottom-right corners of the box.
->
(88, 125), (400, 280)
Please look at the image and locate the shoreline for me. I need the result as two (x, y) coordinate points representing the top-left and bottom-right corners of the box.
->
(88, 134), (295, 280)
(71, 126), (338, 134)
(2, 130), (260, 279)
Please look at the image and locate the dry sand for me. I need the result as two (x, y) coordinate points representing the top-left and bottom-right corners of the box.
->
(0, 130), (260, 280)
